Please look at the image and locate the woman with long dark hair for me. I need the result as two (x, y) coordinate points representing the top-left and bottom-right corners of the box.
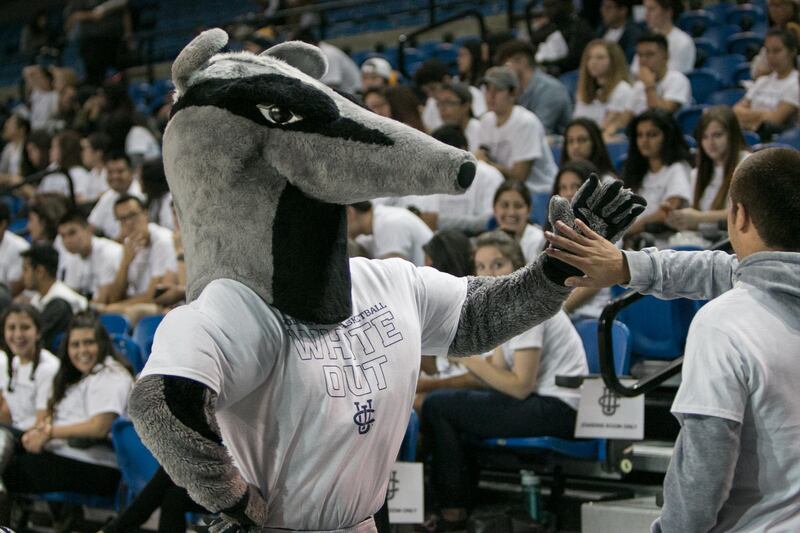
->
(667, 107), (749, 231)
(560, 118), (618, 179)
(456, 39), (485, 86)
(0, 312), (133, 522)
(622, 109), (692, 236)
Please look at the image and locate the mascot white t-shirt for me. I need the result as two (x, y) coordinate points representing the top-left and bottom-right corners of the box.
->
(142, 257), (467, 530)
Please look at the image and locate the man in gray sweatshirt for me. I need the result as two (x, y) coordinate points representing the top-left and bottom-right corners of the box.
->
(544, 147), (800, 533)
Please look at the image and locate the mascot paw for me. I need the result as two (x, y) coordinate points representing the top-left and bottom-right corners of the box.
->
(543, 174), (646, 285)
(209, 484), (268, 531)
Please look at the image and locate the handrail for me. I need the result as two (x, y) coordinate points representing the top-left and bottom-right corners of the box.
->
(396, 9), (488, 78)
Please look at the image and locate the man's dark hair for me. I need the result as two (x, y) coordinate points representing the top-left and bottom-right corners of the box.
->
(431, 124), (468, 150)
(637, 32), (669, 53)
(413, 59), (449, 86)
(766, 27), (800, 54)
(349, 201), (373, 212)
(86, 132), (111, 153)
(494, 40), (537, 67)
(730, 148), (800, 251)
(21, 243), (59, 279)
(604, 0), (632, 9)
(650, 0), (683, 20)
(0, 202), (9, 225)
(103, 149), (132, 167)
(439, 82), (473, 105)
(113, 193), (146, 211)
(57, 209), (89, 228)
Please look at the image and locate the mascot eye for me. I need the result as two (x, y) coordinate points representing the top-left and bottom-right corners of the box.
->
(257, 104), (302, 125)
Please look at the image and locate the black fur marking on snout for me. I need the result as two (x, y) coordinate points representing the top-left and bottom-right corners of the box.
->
(172, 74), (394, 146)
(272, 182), (352, 325)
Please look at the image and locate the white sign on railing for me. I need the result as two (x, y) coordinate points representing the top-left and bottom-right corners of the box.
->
(575, 378), (645, 440)
(388, 461), (424, 524)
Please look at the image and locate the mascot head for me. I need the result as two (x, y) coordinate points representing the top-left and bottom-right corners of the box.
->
(164, 29), (476, 325)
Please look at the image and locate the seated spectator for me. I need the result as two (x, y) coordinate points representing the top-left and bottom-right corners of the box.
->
(293, 27), (361, 95)
(422, 229), (474, 278)
(529, 0), (594, 76)
(0, 304), (60, 489)
(476, 66), (558, 193)
(420, 230), (587, 529)
(429, 125), (504, 235)
(39, 130), (92, 203)
(751, 0), (800, 78)
(630, 33), (692, 115)
(22, 65), (58, 132)
(0, 312), (134, 524)
(103, 195), (177, 319)
(19, 10), (58, 64)
(79, 132), (111, 203)
(20, 244), (88, 347)
(456, 39), (487, 87)
(495, 40), (572, 135)
(56, 210), (123, 304)
(416, 59), (486, 132)
(435, 82), (481, 151)
(11, 129), (51, 201)
(574, 40), (634, 139)
(560, 118), (618, 179)
(347, 201), (433, 266)
(734, 29), (800, 138)
(141, 159), (173, 230)
(623, 109), (693, 237)
(0, 114), (30, 181)
(88, 151), (144, 240)
(364, 86), (426, 132)
(667, 107), (750, 232)
(596, 0), (641, 61)
(27, 193), (71, 247)
(0, 203), (29, 296)
(492, 180), (546, 262)
(631, 0), (695, 74)
(360, 56), (394, 93)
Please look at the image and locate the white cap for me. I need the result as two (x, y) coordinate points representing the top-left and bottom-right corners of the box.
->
(361, 57), (392, 80)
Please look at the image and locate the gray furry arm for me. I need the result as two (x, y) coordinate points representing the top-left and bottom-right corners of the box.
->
(448, 254), (571, 356)
(128, 375), (267, 525)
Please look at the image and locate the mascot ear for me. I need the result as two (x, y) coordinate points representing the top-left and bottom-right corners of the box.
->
(261, 41), (328, 80)
(173, 28), (229, 96)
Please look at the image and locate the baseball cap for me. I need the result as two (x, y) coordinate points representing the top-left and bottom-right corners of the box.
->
(480, 66), (519, 90)
(361, 57), (393, 80)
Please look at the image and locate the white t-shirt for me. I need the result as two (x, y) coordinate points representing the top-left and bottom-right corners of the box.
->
(57, 236), (123, 298)
(356, 205), (433, 266)
(692, 152), (748, 211)
(423, 89), (487, 133)
(499, 310), (587, 409)
(670, 283), (800, 532)
(126, 125), (161, 163)
(125, 223), (177, 296)
(141, 258), (468, 531)
(0, 230), (30, 286)
(573, 81), (634, 126)
(30, 280), (88, 314)
(745, 70), (800, 112)
(147, 193), (175, 230)
(465, 117), (482, 152)
(0, 349), (59, 430)
(46, 356), (133, 468)
(84, 167), (110, 202)
(319, 42), (361, 94)
(39, 165), (93, 200)
(0, 141), (22, 176)
(519, 224), (546, 263)
(88, 180), (144, 240)
(603, 26), (625, 43)
(535, 30), (569, 63)
(638, 162), (693, 218)
(631, 70), (691, 115)
(29, 88), (58, 131)
(477, 106), (557, 193)
(631, 27), (696, 75)
(437, 160), (504, 221)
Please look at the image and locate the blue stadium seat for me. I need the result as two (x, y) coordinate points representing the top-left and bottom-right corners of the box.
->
(606, 139), (629, 171)
(434, 42), (458, 64)
(573, 319), (632, 375)
(688, 69), (723, 104)
(708, 88), (745, 106)
(677, 10), (715, 37)
(774, 127), (800, 150)
(734, 63), (752, 84)
(694, 38), (720, 65)
(702, 24), (741, 51)
(704, 53), (747, 87)
(398, 411), (419, 461)
(112, 333), (145, 374)
(551, 143), (562, 165)
(112, 418), (160, 506)
(531, 192), (551, 227)
(683, 134), (697, 149)
(559, 69), (579, 102)
(100, 313), (131, 336)
(706, 2), (735, 23)
(132, 314), (164, 363)
(676, 105), (709, 136)
(726, 5), (766, 32)
(742, 130), (761, 146)
(727, 32), (765, 60)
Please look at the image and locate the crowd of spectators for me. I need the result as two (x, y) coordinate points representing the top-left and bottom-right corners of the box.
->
(0, 0), (798, 530)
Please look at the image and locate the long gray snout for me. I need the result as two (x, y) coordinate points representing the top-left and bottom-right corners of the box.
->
(457, 161), (476, 191)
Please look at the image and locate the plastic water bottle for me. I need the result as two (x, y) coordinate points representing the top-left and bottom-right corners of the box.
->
(520, 469), (541, 521)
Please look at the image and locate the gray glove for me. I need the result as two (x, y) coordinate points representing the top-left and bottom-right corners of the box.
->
(544, 174), (646, 284)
